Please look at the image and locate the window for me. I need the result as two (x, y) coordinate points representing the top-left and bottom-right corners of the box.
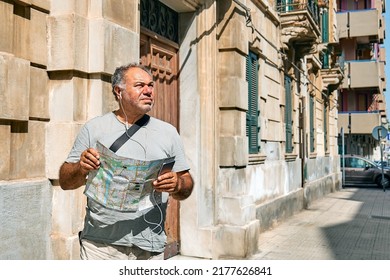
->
(321, 9), (329, 68)
(246, 51), (260, 154)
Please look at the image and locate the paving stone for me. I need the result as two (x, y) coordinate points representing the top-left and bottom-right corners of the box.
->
(250, 187), (390, 260)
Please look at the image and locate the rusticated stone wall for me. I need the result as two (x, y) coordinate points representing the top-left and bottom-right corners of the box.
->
(0, 0), (139, 259)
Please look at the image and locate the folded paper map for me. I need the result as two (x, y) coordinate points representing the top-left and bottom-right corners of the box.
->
(84, 141), (175, 212)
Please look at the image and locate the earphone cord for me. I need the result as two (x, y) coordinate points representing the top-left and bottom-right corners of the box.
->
(119, 96), (161, 243)
(142, 190), (164, 236)
(119, 96), (148, 158)
(119, 97), (129, 130)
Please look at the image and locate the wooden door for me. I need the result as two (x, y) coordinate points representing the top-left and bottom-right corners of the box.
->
(140, 32), (180, 259)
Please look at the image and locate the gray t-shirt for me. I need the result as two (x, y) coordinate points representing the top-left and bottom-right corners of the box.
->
(65, 112), (190, 252)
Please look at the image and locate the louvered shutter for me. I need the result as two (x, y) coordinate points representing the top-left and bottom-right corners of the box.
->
(285, 75), (293, 153)
(310, 95), (315, 152)
(246, 52), (259, 154)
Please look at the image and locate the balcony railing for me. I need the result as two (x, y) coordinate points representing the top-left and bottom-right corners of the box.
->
(342, 60), (380, 89)
(276, 0), (320, 24)
(336, 9), (381, 42)
(338, 112), (382, 134)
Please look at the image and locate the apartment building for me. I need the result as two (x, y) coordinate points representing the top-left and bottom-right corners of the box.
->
(1, 0), (344, 259)
(336, 0), (387, 158)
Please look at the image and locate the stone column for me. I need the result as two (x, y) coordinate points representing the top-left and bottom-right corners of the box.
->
(179, 0), (219, 259)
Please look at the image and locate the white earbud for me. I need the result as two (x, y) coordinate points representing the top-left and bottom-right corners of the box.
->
(118, 92), (122, 99)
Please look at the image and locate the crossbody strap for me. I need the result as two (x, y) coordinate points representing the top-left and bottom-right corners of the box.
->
(109, 114), (150, 153)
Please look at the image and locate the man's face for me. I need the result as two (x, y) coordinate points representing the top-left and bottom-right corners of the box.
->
(120, 67), (155, 114)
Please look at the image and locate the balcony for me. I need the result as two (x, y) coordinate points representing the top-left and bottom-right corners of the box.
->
(277, 0), (321, 49)
(379, 60), (386, 94)
(336, 9), (383, 43)
(376, 94), (387, 121)
(342, 60), (381, 90)
(320, 66), (344, 92)
(338, 112), (382, 134)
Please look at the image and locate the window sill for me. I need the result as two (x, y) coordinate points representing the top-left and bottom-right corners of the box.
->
(285, 153), (298, 161)
(248, 154), (267, 165)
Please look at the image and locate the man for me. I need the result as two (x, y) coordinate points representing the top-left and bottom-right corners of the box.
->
(59, 63), (193, 260)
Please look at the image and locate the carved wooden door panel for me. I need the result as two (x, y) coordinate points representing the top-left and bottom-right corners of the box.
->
(140, 32), (180, 259)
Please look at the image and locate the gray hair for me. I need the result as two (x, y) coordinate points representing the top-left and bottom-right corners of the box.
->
(111, 63), (153, 100)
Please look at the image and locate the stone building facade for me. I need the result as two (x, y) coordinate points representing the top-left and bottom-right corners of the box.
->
(0, 0), (342, 259)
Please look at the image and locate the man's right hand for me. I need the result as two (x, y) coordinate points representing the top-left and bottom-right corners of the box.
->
(79, 148), (100, 175)
(59, 148), (100, 190)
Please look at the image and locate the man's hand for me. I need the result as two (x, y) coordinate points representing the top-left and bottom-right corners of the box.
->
(59, 148), (100, 190)
(153, 171), (193, 200)
(79, 148), (100, 175)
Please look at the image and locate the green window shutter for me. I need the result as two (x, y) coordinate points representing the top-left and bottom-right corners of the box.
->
(324, 101), (328, 152)
(321, 10), (329, 43)
(310, 95), (315, 153)
(321, 10), (329, 68)
(246, 52), (259, 154)
(285, 75), (293, 153)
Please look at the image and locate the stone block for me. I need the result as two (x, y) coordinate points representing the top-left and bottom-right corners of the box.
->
(101, 0), (138, 31)
(260, 73), (281, 100)
(30, 66), (49, 119)
(255, 188), (304, 232)
(219, 77), (247, 110)
(262, 117), (283, 142)
(218, 195), (256, 225)
(0, 179), (52, 259)
(218, 51), (245, 78)
(88, 18), (139, 75)
(29, 8), (48, 66)
(9, 120), (46, 179)
(49, 75), (87, 122)
(0, 1), (13, 54)
(15, 0), (32, 5)
(103, 77), (119, 113)
(73, 77), (89, 122)
(264, 141), (281, 160)
(47, 14), (89, 72)
(90, 0), (138, 30)
(213, 221), (259, 258)
(13, 5), (30, 60)
(220, 110), (246, 136)
(265, 94), (282, 122)
(88, 77), (118, 119)
(219, 167), (247, 194)
(0, 54), (30, 121)
(51, 185), (86, 236)
(49, 75), (115, 124)
(31, 0), (50, 11)
(50, 0), (88, 17)
(180, 227), (214, 259)
(0, 124), (11, 180)
(219, 136), (248, 167)
(46, 122), (82, 179)
(218, 15), (248, 54)
(264, 63), (281, 90)
(51, 234), (80, 260)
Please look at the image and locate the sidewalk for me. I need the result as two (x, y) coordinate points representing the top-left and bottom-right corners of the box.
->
(250, 187), (390, 260)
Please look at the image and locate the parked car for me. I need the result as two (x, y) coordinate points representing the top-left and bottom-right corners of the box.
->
(340, 154), (389, 188)
(374, 160), (389, 169)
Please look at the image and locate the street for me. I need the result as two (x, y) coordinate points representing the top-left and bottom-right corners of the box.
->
(251, 187), (390, 260)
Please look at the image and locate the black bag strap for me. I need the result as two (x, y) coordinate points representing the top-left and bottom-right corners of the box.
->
(109, 114), (150, 153)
